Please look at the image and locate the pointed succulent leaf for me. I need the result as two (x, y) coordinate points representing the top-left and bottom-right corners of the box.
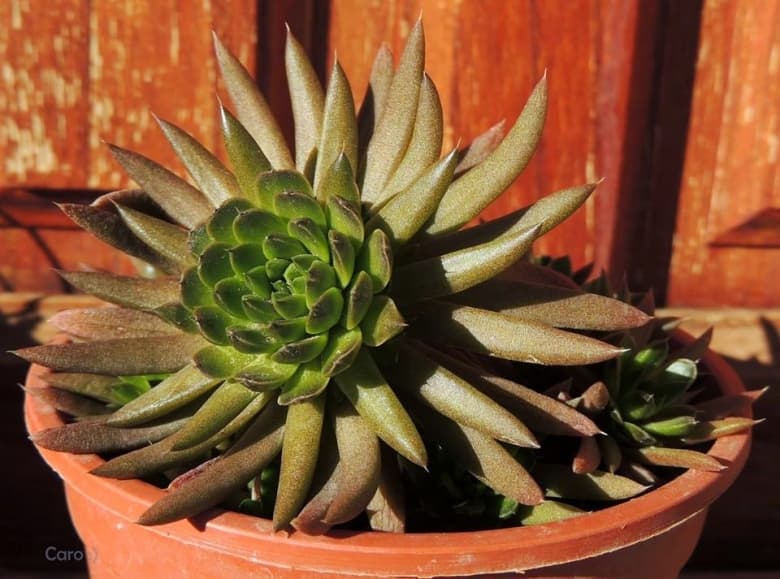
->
(137, 403), (285, 525)
(95, 392), (273, 480)
(114, 204), (194, 269)
(264, 317), (307, 342)
(367, 149), (458, 245)
(334, 348), (426, 467)
(193, 345), (254, 379)
(278, 360), (330, 405)
(285, 28), (325, 171)
(344, 271), (374, 330)
(314, 61), (358, 192)
(454, 120), (506, 176)
(15, 334), (205, 375)
(289, 218), (329, 261)
(360, 296), (406, 347)
(426, 75), (548, 235)
(50, 307), (181, 341)
(241, 294), (277, 321)
(171, 381), (257, 450)
(382, 74), (444, 198)
(193, 305), (235, 344)
(229, 244), (265, 273)
(213, 33), (293, 169)
(321, 327), (363, 376)
(59, 271), (179, 310)
(515, 500), (586, 526)
(598, 436), (623, 474)
(572, 437), (601, 475)
(415, 302), (626, 365)
(108, 144), (213, 227)
(327, 195), (364, 250)
(272, 333), (329, 364)
(394, 224), (541, 303)
(358, 229), (393, 293)
(180, 267), (213, 308)
(395, 344), (537, 447)
(418, 409), (543, 506)
(274, 190), (327, 227)
(31, 416), (187, 454)
(236, 354), (298, 390)
(315, 152), (359, 203)
(306, 287), (344, 334)
(423, 348), (601, 437)
(256, 170), (312, 209)
(682, 417), (761, 444)
(27, 387), (110, 417)
(214, 278), (252, 318)
(642, 414), (699, 438)
(328, 230), (355, 288)
(362, 20), (424, 204)
(219, 103), (271, 196)
(233, 209), (286, 243)
(206, 199), (254, 243)
(107, 364), (220, 427)
(59, 202), (178, 273)
(455, 280), (651, 331)
(42, 373), (118, 403)
(156, 116), (241, 204)
(357, 44), (394, 161)
(305, 261), (336, 306)
(198, 243), (236, 285)
(271, 292), (308, 319)
(631, 446), (725, 471)
(227, 326), (279, 354)
(535, 464), (649, 501)
(366, 446), (406, 532)
(274, 395), (326, 530)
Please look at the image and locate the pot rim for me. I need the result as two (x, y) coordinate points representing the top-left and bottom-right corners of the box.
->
(24, 331), (753, 576)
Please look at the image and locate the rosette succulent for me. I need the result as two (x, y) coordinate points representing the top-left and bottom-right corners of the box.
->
(17, 21), (654, 533)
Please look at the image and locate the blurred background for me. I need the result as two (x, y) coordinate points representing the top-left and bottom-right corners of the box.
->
(0, 0), (777, 576)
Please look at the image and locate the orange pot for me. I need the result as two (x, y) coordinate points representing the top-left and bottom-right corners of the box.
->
(25, 340), (752, 578)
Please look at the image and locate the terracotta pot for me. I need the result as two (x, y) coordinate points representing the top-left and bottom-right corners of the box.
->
(25, 337), (752, 578)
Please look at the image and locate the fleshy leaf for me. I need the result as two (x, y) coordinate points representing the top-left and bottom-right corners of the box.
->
(358, 229), (393, 293)
(59, 271), (179, 310)
(381, 74), (443, 199)
(393, 224), (541, 303)
(273, 395), (326, 530)
(136, 403), (285, 525)
(682, 417), (761, 444)
(59, 202), (178, 273)
(426, 74), (548, 235)
(454, 120), (506, 176)
(515, 500), (586, 526)
(50, 307), (181, 340)
(334, 348), (426, 467)
(357, 44), (393, 164)
(213, 33), (293, 169)
(315, 152), (359, 204)
(394, 344), (538, 448)
(329, 230), (356, 288)
(108, 144), (213, 227)
(327, 195), (364, 250)
(15, 334), (205, 375)
(285, 28), (325, 172)
(455, 280), (651, 331)
(631, 446), (725, 472)
(115, 204), (194, 269)
(360, 296), (406, 347)
(362, 20), (424, 204)
(306, 287), (344, 334)
(417, 408), (543, 506)
(106, 364), (220, 427)
(415, 302), (625, 365)
(272, 333), (329, 365)
(171, 381), (257, 450)
(535, 465), (649, 501)
(278, 360), (330, 405)
(289, 218), (330, 261)
(343, 271), (374, 330)
(156, 116), (241, 204)
(572, 437), (601, 475)
(366, 446), (406, 532)
(219, 103), (272, 196)
(321, 327), (363, 376)
(314, 61), (357, 193)
(366, 149), (458, 245)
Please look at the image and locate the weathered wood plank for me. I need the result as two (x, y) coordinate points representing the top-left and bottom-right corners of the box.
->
(0, 0), (90, 188)
(668, 0), (780, 307)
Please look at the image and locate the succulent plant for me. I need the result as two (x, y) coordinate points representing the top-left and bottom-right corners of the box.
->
(17, 21), (655, 533)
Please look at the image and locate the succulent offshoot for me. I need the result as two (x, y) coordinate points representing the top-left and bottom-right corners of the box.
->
(16, 21), (655, 533)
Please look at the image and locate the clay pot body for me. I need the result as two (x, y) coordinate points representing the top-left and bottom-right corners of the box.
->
(25, 342), (751, 578)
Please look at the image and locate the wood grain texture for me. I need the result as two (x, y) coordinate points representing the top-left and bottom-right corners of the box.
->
(327, 0), (659, 274)
(668, 0), (780, 307)
(0, 0), (89, 188)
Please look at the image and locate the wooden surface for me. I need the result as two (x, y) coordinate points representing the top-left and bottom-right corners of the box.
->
(667, 0), (780, 307)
